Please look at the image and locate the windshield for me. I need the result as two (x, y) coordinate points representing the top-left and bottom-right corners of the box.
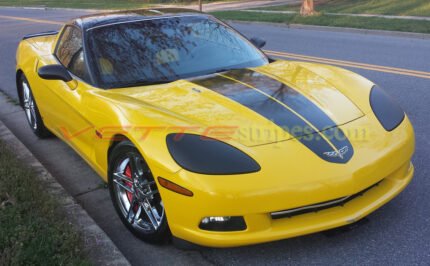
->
(86, 15), (268, 89)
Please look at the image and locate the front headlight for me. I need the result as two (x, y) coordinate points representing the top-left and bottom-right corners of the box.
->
(370, 85), (405, 131)
(166, 133), (260, 175)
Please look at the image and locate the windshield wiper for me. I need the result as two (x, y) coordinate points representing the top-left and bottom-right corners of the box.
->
(213, 67), (241, 74)
(113, 79), (173, 89)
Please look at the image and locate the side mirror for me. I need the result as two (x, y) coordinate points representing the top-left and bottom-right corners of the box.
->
(250, 37), (266, 49)
(38, 64), (73, 82)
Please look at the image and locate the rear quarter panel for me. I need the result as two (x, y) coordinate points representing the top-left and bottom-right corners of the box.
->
(16, 35), (58, 123)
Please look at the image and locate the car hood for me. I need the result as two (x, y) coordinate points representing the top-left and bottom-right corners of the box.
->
(110, 61), (364, 147)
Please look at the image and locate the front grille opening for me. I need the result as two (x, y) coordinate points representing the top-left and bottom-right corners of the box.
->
(271, 180), (382, 220)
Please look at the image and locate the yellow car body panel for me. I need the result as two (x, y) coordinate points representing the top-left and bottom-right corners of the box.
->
(16, 32), (415, 247)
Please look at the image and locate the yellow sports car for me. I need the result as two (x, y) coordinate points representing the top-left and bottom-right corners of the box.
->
(15, 9), (414, 247)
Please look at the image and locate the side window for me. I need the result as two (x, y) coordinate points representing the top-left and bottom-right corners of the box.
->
(55, 26), (88, 81)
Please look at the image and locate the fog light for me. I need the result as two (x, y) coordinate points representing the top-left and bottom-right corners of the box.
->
(199, 216), (246, 231)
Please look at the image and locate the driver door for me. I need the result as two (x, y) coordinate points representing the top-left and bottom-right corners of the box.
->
(40, 25), (95, 157)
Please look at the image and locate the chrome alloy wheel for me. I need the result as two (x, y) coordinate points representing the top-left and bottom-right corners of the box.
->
(22, 80), (37, 130)
(112, 152), (165, 232)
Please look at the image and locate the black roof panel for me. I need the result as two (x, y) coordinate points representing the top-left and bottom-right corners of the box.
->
(73, 8), (203, 30)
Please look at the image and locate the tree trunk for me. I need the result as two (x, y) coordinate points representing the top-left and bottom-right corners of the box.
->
(199, 0), (202, 11)
(300, 0), (315, 16)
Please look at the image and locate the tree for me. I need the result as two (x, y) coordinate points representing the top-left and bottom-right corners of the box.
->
(300, 0), (315, 16)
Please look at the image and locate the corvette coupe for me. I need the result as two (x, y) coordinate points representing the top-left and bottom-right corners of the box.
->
(15, 9), (415, 247)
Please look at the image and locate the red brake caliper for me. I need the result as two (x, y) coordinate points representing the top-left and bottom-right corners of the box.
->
(124, 165), (134, 202)
(124, 164), (139, 213)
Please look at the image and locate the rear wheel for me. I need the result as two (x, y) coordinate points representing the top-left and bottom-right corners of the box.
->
(108, 141), (170, 244)
(19, 74), (51, 138)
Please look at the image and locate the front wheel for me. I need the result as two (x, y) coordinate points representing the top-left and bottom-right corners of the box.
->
(108, 141), (170, 244)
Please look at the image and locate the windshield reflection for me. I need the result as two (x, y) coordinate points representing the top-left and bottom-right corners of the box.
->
(87, 15), (268, 89)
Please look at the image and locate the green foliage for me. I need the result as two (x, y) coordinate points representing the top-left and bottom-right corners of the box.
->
(0, 141), (90, 266)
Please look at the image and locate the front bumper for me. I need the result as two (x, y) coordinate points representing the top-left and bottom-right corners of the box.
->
(154, 116), (415, 247)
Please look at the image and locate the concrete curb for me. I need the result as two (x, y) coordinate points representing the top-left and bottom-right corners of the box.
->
(226, 20), (430, 39)
(0, 93), (130, 266)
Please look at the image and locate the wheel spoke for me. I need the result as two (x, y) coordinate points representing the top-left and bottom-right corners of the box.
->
(22, 83), (29, 101)
(150, 206), (162, 222)
(25, 108), (32, 121)
(113, 172), (133, 184)
(133, 206), (142, 225)
(127, 153), (145, 179)
(143, 189), (158, 198)
(141, 180), (156, 186)
(29, 101), (37, 128)
(113, 179), (134, 193)
(142, 198), (161, 229)
(127, 154), (138, 177)
(127, 197), (138, 223)
(23, 99), (30, 109)
(118, 157), (130, 173)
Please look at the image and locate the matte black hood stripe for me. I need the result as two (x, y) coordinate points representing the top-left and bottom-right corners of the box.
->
(226, 69), (337, 131)
(191, 75), (315, 133)
(190, 71), (353, 163)
(224, 69), (354, 163)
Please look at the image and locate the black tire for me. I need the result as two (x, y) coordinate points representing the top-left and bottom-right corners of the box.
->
(108, 141), (170, 244)
(18, 74), (51, 138)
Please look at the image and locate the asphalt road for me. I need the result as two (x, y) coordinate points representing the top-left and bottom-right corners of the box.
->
(0, 7), (429, 265)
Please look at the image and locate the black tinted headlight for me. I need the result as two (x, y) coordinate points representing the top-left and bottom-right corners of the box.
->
(166, 134), (260, 175)
(370, 85), (405, 131)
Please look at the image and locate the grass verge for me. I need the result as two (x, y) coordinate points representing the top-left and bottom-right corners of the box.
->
(0, 0), (153, 9)
(263, 0), (430, 17)
(0, 141), (90, 265)
(211, 11), (430, 34)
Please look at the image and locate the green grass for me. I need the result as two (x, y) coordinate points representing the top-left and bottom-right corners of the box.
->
(0, 0), (227, 9)
(0, 0), (153, 9)
(0, 141), (90, 265)
(212, 11), (430, 34)
(263, 0), (430, 17)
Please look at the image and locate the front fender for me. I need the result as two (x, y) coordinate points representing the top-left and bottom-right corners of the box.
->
(85, 90), (185, 181)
